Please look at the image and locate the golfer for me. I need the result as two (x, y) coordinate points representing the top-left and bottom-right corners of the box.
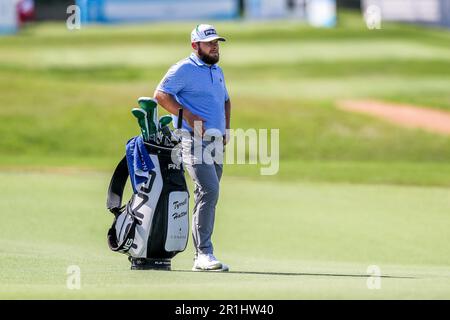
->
(154, 24), (231, 271)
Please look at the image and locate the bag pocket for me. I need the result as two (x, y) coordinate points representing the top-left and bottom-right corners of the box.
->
(164, 191), (189, 252)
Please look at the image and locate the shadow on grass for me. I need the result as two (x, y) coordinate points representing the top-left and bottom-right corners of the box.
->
(173, 270), (416, 279)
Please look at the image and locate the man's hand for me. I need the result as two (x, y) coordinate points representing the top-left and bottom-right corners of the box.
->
(223, 131), (230, 146)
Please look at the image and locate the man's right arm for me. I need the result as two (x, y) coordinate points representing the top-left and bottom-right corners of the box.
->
(154, 90), (204, 133)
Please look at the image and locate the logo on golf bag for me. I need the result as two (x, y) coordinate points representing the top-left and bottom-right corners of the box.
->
(168, 163), (180, 170)
(172, 211), (187, 220)
(174, 198), (187, 210)
(123, 238), (134, 251)
(131, 193), (149, 226)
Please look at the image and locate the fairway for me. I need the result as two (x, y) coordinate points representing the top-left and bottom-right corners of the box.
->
(0, 171), (449, 299)
(1, 10), (450, 300)
(1, 14), (450, 186)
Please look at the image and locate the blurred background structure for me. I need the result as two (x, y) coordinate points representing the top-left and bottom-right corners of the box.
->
(1, 0), (450, 299)
(1, 0), (450, 181)
(3, 0), (450, 34)
(363, 0), (450, 28)
(74, 0), (336, 27)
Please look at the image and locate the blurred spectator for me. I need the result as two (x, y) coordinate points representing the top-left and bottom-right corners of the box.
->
(17, 0), (35, 23)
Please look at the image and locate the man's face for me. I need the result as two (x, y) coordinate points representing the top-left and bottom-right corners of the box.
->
(194, 40), (220, 65)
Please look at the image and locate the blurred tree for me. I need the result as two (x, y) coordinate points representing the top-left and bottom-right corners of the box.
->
(34, 0), (74, 20)
(337, 0), (361, 9)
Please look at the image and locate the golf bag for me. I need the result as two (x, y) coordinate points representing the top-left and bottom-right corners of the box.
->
(106, 141), (189, 270)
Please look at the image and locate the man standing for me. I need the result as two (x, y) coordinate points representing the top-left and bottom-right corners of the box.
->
(154, 24), (231, 272)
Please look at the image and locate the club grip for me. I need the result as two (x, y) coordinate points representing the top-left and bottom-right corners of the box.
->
(177, 108), (183, 129)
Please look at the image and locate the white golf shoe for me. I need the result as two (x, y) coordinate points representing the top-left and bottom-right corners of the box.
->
(192, 253), (229, 272)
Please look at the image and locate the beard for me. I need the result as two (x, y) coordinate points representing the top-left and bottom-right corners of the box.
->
(198, 46), (220, 65)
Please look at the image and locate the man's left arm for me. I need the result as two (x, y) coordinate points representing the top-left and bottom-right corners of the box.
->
(224, 99), (231, 145)
(222, 68), (231, 145)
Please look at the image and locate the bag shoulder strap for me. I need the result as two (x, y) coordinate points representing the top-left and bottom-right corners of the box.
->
(106, 155), (129, 215)
(107, 205), (137, 253)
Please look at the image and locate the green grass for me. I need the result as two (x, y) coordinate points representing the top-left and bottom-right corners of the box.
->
(0, 172), (449, 299)
(1, 12), (450, 185)
(1, 12), (450, 299)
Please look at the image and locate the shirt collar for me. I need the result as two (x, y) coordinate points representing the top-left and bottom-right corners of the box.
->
(189, 53), (217, 69)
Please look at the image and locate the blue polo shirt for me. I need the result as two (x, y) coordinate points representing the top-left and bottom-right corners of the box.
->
(157, 53), (229, 135)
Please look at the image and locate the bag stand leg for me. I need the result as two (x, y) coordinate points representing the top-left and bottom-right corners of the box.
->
(128, 257), (171, 271)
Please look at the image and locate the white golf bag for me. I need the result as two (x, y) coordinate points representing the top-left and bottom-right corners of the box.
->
(106, 142), (189, 270)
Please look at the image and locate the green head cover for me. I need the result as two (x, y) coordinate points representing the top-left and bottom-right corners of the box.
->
(159, 115), (173, 128)
(137, 97), (158, 137)
(131, 108), (150, 142)
(138, 97), (158, 112)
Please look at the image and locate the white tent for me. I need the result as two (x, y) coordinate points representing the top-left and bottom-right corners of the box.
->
(362, 0), (450, 28)
(0, 0), (18, 34)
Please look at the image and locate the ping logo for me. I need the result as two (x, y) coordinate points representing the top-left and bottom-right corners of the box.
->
(204, 29), (217, 36)
(123, 238), (134, 251)
(168, 164), (180, 170)
(132, 193), (148, 226)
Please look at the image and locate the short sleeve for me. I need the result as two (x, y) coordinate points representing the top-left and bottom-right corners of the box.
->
(157, 64), (187, 96)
